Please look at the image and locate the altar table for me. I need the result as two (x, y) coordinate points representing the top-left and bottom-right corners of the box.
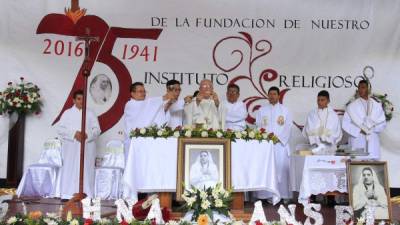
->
(123, 137), (281, 204)
(291, 155), (351, 204)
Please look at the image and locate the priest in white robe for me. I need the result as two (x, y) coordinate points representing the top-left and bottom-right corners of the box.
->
(184, 79), (224, 130)
(255, 86), (292, 200)
(164, 80), (185, 128)
(222, 84), (247, 131)
(123, 82), (175, 155)
(302, 90), (342, 154)
(342, 80), (386, 159)
(56, 90), (101, 199)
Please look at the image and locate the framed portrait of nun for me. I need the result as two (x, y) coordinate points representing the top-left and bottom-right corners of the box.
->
(347, 161), (391, 221)
(176, 138), (231, 200)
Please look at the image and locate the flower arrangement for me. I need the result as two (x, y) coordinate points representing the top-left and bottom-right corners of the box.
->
(2, 211), (399, 225)
(181, 183), (232, 222)
(130, 125), (279, 144)
(2, 213), (160, 225)
(0, 77), (42, 115)
(372, 93), (394, 121)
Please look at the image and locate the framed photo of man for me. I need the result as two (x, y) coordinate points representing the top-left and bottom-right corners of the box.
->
(347, 161), (391, 221)
(176, 138), (231, 200)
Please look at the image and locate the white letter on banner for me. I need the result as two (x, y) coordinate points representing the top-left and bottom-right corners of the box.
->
(277, 204), (302, 225)
(303, 204), (323, 225)
(81, 198), (101, 221)
(115, 199), (135, 222)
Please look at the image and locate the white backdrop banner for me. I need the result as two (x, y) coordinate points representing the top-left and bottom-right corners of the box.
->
(1, 0), (400, 186)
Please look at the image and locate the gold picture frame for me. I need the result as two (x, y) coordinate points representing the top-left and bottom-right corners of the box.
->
(347, 160), (391, 221)
(176, 137), (231, 201)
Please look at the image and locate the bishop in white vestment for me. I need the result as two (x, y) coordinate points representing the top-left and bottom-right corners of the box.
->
(56, 90), (101, 199)
(222, 84), (247, 131)
(184, 79), (224, 130)
(342, 80), (386, 159)
(255, 86), (292, 199)
(302, 90), (342, 153)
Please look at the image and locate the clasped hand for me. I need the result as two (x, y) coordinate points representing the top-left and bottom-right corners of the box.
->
(74, 131), (87, 142)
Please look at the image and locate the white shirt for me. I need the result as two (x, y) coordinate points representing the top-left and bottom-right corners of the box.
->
(302, 106), (342, 146)
(168, 99), (184, 128)
(123, 97), (170, 138)
(222, 100), (247, 131)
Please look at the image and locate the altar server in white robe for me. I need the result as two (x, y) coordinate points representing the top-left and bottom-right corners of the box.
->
(222, 84), (247, 131)
(302, 90), (342, 154)
(56, 90), (101, 199)
(123, 82), (175, 155)
(255, 86), (292, 199)
(184, 79), (224, 130)
(342, 80), (386, 159)
(164, 80), (185, 128)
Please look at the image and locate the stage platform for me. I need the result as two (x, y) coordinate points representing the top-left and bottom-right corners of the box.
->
(3, 196), (400, 224)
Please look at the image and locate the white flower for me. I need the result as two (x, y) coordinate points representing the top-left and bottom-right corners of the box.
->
(262, 133), (269, 139)
(7, 217), (17, 224)
(45, 213), (59, 219)
(181, 194), (188, 202)
(157, 130), (163, 136)
(201, 199), (211, 209)
(166, 220), (180, 225)
(173, 131), (180, 138)
(139, 128), (146, 134)
(186, 197), (196, 207)
(27, 104), (31, 109)
(70, 219), (79, 225)
(235, 131), (242, 139)
(212, 187), (220, 199)
(212, 191), (219, 199)
(201, 131), (208, 137)
(200, 190), (208, 199)
(241, 130), (247, 137)
(44, 218), (58, 225)
(216, 131), (223, 138)
(223, 191), (230, 198)
(248, 131), (255, 139)
(188, 187), (196, 193)
(99, 218), (111, 224)
(16, 103), (21, 108)
(185, 130), (192, 137)
(215, 199), (223, 208)
(13, 97), (19, 103)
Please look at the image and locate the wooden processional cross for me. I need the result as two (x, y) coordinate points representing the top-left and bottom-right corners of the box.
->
(64, 27), (99, 215)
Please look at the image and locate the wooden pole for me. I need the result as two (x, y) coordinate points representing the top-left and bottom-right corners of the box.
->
(64, 28), (99, 217)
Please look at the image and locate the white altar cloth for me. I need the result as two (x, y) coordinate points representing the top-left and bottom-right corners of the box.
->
(291, 155), (350, 205)
(123, 137), (280, 204)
